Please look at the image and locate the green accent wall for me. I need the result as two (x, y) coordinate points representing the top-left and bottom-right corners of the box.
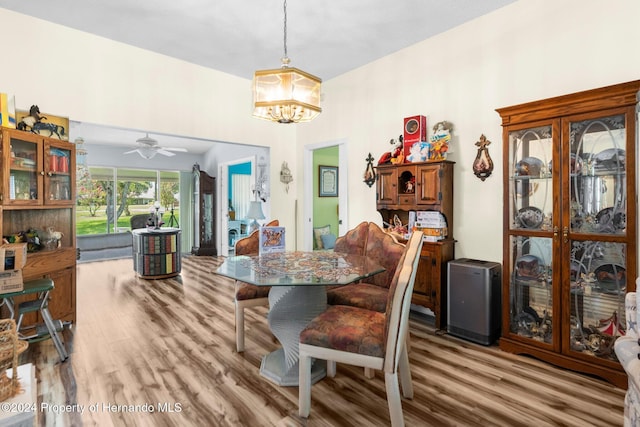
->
(313, 146), (339, 246)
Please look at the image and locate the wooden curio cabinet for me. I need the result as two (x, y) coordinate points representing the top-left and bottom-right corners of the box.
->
(497, 80), (639, 388)
(192, 164), (217, 256)
(0, 127), (77, 325)
(376, 160), (455, 329)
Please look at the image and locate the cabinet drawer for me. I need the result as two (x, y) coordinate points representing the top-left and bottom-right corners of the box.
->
(22, 248), (76, 280)
(398, 195), (416, 205)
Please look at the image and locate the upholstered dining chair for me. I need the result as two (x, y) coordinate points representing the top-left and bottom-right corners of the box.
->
(298, 230), (423, 427)
(328, 221), (405, 313)
(234, 219), (279, 352)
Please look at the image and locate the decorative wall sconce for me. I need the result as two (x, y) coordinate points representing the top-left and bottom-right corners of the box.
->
(280, 161), (293, 193)
(363, 153), (376, 187)
(472, 134), (494, 181)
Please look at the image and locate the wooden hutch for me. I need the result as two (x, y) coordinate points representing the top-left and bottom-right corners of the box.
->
(0, 127), (77, 326)
(376, 160), (455, 329)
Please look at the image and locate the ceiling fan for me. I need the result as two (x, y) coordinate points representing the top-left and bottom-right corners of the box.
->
(123, 134), (188, 159)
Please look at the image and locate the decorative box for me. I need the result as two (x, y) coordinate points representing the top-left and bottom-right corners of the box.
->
(403, 115), (427, 161)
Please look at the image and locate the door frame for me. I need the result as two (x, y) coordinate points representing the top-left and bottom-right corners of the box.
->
(218, 155), (256, 256)
(303, 139), (348, 251)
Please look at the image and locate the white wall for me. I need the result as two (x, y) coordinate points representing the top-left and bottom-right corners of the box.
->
(1, 1), (639, 262)
(295, 0), (640, 263)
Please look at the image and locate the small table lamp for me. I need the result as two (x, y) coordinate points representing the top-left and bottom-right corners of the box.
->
(246, 201), (265, 233)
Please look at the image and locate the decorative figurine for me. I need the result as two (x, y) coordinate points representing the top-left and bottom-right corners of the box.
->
(473, 134), (494, 181)
(377, 136), (404, 165)
(17, 105), (66, 139)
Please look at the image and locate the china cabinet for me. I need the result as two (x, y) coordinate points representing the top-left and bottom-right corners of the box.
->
(0, 127), (76, 326)
(192, 164), (216, 256)
(376, 160), (455, 328)
(497, 80), (639, 387)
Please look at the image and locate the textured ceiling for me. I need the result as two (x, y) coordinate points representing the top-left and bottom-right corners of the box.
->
(0, 0), (516, 152)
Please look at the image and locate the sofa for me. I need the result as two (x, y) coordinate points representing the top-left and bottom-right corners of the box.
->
(614, 284), (640, 426)
(327, 221), (406, 312)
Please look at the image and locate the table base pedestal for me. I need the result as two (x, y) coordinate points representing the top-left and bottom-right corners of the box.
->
(260, 348), (326, 387)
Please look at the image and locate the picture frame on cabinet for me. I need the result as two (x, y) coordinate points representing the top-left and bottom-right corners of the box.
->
(319, 165), (338, 197)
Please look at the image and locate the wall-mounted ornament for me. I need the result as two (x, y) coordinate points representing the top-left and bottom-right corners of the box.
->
(363, 153), (376, 187)
(280, 161), (293, 193)
(473, 134), (494, 181)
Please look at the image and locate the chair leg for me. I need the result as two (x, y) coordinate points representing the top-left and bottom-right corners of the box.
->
(385, 372), (405, 427)
(327, 360), (336, 377)
(364, 367), (374, 379)
(299, 352), (312, 418)
(235, 303), (245, 353)
(398, 343), (413, 399)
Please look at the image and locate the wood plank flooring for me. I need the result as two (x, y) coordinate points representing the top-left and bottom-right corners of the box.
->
(17, 256), (626, 426)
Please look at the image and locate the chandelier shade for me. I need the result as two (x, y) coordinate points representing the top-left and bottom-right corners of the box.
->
(252, 0), (322, 124)
(253, 66), (322, 123)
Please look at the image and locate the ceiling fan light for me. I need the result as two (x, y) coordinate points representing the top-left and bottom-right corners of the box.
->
(138, 146), (157, 159)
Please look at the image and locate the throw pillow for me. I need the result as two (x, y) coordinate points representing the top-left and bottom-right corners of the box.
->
(321, 233), (337, 250)
(313, 225), (331, 249)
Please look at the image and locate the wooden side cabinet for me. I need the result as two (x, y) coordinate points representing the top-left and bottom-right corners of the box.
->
(412, 240), (456, 329)
(376, 160), (455, 329)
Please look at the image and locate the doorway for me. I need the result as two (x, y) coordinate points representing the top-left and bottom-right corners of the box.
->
(219, 156), (256, 256)
(303, 139), (349, 251)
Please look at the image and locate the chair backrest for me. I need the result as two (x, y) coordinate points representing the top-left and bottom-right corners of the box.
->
(235, 219), (279, 256)
(383, 231), (423, 374)
(130, 214), (150, 230)
(364, 222), (405, 288)
(333, 221), (369, 255)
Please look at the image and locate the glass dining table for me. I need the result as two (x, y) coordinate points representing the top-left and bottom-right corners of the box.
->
(215, 251), (385, 386)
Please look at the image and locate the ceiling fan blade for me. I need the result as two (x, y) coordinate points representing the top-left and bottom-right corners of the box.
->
(123, 149), (138, 155)
(157, 149), (176, 157)
(163, 147), (188, 152)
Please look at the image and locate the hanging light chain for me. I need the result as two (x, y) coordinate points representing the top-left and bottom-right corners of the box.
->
(282, 0), (289, 66)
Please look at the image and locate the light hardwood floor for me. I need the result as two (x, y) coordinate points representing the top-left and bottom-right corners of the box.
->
(17, 256), (626, 426)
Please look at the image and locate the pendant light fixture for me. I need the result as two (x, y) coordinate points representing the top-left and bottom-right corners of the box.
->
(253, 0), (322, 124)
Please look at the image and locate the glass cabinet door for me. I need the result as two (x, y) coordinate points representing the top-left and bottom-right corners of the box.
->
(507, 124), (557, 347)
(202, 192), (214, 246)
(44, 141), (74, 204)
(6, 132), (42, 204)
(565, 113), (628, 362)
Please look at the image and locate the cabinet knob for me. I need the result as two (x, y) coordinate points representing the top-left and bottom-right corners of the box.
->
(553, 226), (558, 239)
(47, 172), (52, 177)
(40, 171), (45, 176)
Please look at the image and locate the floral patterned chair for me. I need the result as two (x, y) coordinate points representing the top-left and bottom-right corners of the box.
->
(298, 231), (423, 427)
(233, 219), (279, 352)
(614, 284), (640, 426)
(327, 221), (406, 313)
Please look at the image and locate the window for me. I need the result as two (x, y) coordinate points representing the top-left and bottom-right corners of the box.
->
(76, 167), (180, 235)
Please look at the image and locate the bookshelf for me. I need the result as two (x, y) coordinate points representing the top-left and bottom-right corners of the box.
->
(132, 228), (181, 279)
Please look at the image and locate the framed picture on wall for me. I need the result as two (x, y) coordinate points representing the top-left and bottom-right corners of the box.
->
(319, 165), (338, 197)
